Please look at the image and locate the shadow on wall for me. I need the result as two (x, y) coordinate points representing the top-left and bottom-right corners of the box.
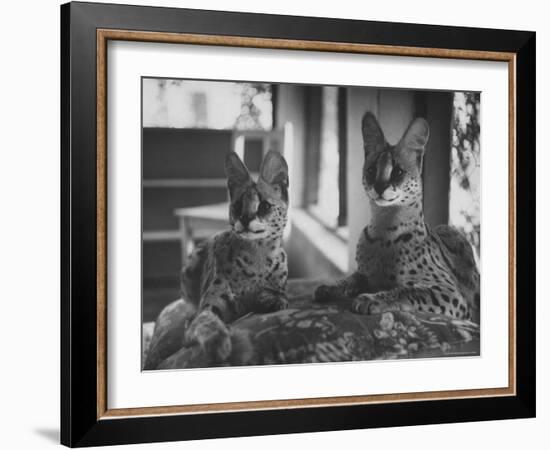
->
(285, 219), (345, 281)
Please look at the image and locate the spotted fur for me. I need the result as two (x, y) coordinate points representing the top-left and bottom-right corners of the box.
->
(315, 113), (480, 322)
(180, 150), (290, 361)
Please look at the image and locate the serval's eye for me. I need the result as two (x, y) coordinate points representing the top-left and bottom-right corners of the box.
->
(258, 200), (272, 216)
(392, 167), (404, 178)
(232, 198), (243, 216)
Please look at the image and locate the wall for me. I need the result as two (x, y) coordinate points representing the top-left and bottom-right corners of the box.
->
(286, 223), (344, 280)
(142, 128), (232, 230)
(1, 1), (546, 450)
(422, 91), (453, 227)
(275, 84), (307, 207)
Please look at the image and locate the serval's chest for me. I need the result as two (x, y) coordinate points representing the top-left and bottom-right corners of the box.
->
(213, 235), (287, 297)
(357, 226), (445, 292)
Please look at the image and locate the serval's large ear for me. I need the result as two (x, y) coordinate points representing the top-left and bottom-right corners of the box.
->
(258, 150), (289, 201)
(397, 117), (430, 166)
(225, 152), (251, 198)
(362, 112), (386, 156)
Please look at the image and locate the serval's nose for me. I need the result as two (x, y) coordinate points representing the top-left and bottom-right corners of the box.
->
(239, 214), (254, 228)
(374, 181), (390, 196)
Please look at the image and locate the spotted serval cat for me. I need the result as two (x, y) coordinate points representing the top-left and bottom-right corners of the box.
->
(315, 112), (480, 322)
(173, 150), (289, 363)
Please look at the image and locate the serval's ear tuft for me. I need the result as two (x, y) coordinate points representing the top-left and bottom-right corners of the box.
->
(225, 152), (251, 197)
(362, 112), (386, 156)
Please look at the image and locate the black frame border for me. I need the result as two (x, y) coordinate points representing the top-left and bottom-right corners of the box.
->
(61, 2), (535, 447)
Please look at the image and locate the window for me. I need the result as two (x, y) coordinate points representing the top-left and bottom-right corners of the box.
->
(142, 79), (273, 130)
(305, 87), (348, 235)
(449, 92), (481, 260)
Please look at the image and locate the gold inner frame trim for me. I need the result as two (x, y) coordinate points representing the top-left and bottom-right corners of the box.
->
(96, 28), (517, 420)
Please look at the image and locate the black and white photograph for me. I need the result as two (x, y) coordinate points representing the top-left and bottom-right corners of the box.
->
(141, 78), (481, 370)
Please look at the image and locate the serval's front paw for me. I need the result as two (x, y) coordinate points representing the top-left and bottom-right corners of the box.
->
(255, 290), (289, 313)
(185, 309), (232, 362)
(351, 293), (385, 315)
(343, 283), (362, 298)
(263, 295), (288, 312)
(351, 294), (414, 315)
(314, 284), (346, 303)
(274, 296), (289, 310)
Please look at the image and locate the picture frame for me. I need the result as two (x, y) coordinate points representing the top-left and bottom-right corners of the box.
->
(61, 1), (535, 447)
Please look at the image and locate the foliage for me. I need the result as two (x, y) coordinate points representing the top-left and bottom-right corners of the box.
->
(449, 92), (481, 259)
(234, 83), (272, 130)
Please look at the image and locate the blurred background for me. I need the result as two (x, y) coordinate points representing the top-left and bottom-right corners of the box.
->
(142, 78), (480, 322)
